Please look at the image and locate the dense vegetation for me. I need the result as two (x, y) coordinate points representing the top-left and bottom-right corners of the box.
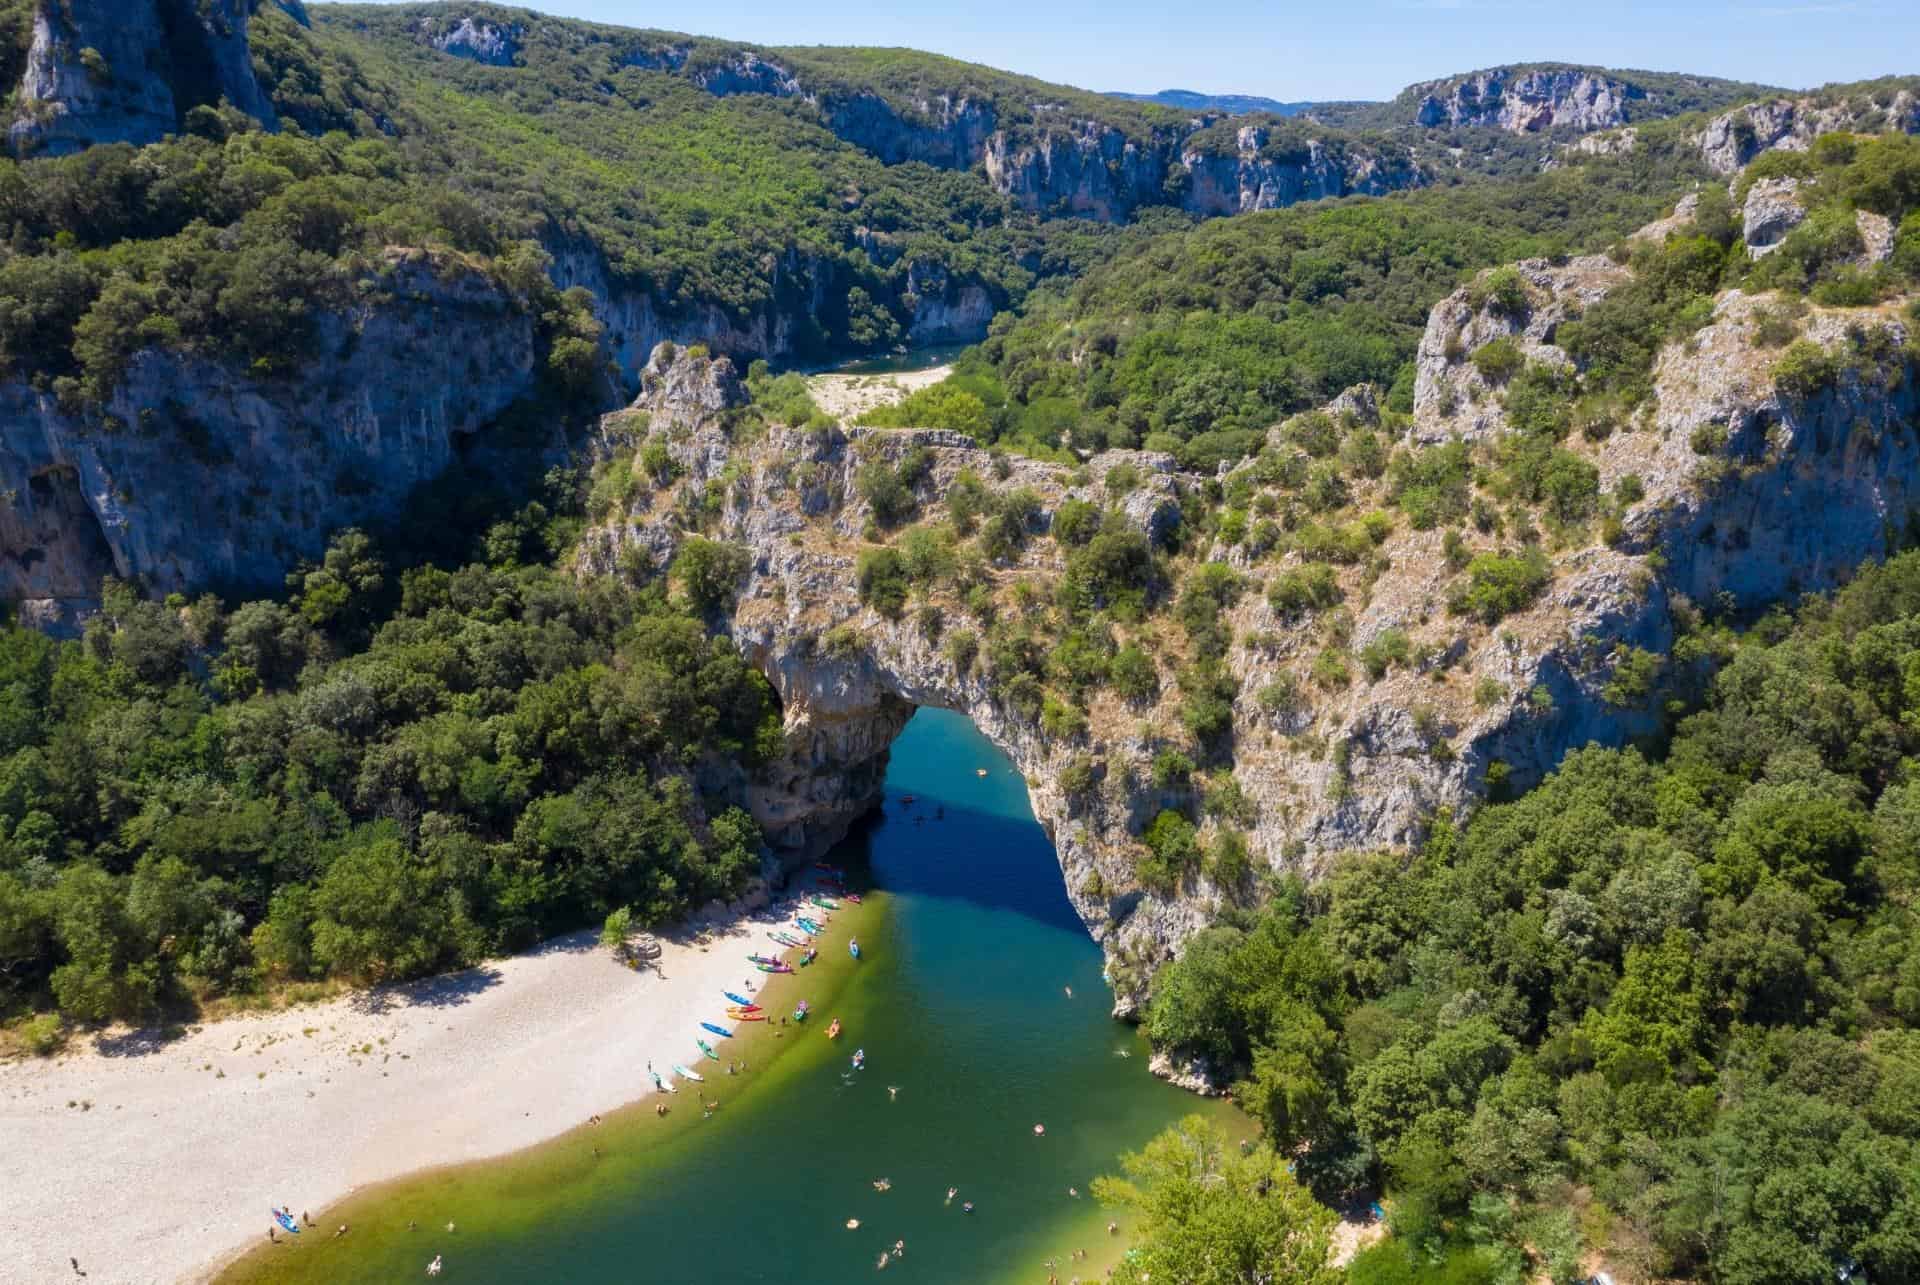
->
(0, 1), (1164, 407)
(0, 467), (784, 1038)
(1134, 550), (1920, 1283)
(907, 129), (1920, 474)
(910, 162), (1686, 470)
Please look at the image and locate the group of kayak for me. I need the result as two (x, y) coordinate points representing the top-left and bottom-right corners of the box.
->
(658, 868), (868, 1091)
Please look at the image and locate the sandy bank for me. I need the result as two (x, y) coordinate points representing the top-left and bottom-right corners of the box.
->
(806, 363), (953, 423)
(0, 903), (806, 1285)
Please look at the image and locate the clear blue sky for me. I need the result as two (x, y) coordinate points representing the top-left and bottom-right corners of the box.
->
(405, 0), (1919, 100)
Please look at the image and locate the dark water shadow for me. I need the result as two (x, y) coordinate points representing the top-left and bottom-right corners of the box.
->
(843, 796), (1087, 936)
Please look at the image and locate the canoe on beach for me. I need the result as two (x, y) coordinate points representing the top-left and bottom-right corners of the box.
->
(723, 991), (755, 1007)
(700, 1022), (733, 1039)
(696, 1040), (720, 1061)
(674, 1064), (704, 1083)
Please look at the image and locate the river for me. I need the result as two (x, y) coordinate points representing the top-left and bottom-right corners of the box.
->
(220, 709), (1224, 1283)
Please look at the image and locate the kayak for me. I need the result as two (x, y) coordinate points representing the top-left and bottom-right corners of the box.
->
(851, 1048), (866, 1070)
(849, 940), (861, 960)
(701, 1022), (734, 1039)
(725, 1001), (761, 1014)
(794, 1001), (810, 1022)
(772, 931), (807, 948)
(674, 1063), (704, 1083)
(810, 896), (840, 910)
(827, 1018), (842, 1040)
(696, 1040), (720, 1061)
(747, 954), (784, 966)
(796, 918), (824, 934)
(755, 963), (793, 974)
(272, 1209), (300, 1235)
(728, 1010), (766, 1022)
(723, 991), (755, 1007)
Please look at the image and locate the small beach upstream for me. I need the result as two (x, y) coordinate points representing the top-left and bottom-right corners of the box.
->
(0, 892), (842, 1285)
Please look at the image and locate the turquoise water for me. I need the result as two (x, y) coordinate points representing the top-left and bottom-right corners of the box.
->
(256, 710), (1209, 1283)
(812, 342), (972, 375)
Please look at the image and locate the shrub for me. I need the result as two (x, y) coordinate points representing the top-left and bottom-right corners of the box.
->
(1472, 265), (1531, 317)
(1772, 339), (1838, 399)
(1140, 810), (1202, 891)
(1469, 337), (1526, 384)
(1359, 628), (1412, 680)
(1053, 498), (1101, 547)
(1111, 645), (1160, 702)
(1059, 753), (1100, 798)
(1040, 697), (1088, 740)
(18, 1013), (65, 1056)
(1601, 645), (1663, 707)
(1257, 675), (1300, 717)
(1207, 829), (1252, 890)
(1450, 549), (1552, 624)
(1388, 442), (1473, 529)
(855, 547), (910, 619)
(1473, 676), (1507, 708)
(946, 629), (979, 673)
(1311, 647), (1351, 690)
(1268, 563), (1343, 615)
(672, 538), (749, 614)
(1152, 749), (1196, 788)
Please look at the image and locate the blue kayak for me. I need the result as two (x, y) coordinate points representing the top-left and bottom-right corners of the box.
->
(272, 1209), (300, 1235)
(849, 939), (861, 960)
(701, 1022), (734, 1039)
(723, 991), (754, 1007)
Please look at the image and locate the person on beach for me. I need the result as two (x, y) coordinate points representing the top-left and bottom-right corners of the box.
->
(302, 1210), (312, 1227)
(69, 1257), (83, 1277)
(268, 1227), (277, 1245)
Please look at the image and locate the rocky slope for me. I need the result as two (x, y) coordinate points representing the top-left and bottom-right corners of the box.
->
(581, 239), (1919, 1017)
(0, 252), (532, 625)
(386, 9), (1425, 222)
(1408, 67), (1644, 134)
(6, 0), (276, 157)
(1696, 86), (1920, 174)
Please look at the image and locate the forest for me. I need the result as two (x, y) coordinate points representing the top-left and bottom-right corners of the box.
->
(0, 464), (783, 1039)
(1132, 552), (1920, 1283)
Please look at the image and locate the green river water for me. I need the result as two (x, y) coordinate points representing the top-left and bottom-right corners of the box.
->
(225, 709), (1225, 1283)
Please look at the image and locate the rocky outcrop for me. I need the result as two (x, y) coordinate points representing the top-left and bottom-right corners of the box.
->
(1411, 255), (1632, 440)
(419, 15), (522, 66)
(825, 93), (998, 169)
(584, 267), (1919, 1007)
(983, 119), (1420, 221)
(1409, 67), (1643, 133)
(1179, 125), (1416, 217)
(7, 0), (276, 156)
(1742, 176), (1807, 256)
(624, 49), (1421, 222)
(1697, 89), (1920, 175)
(0, 254), (533, 617)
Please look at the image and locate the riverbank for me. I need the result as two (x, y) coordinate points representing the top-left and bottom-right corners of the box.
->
(0, 890), (855, 1285)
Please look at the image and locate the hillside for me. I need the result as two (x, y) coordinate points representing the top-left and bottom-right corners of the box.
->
(1107, 88), (1322, 117)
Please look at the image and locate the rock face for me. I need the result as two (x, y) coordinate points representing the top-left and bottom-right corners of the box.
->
(7, 0), (275, 156)
(1742, 176), (1807, 256)
(1411, 255), (1633, 440)
(419, 15), (522, 66)
(1696, 90), (1920, 175)
(582, 307), (1920, 1009)
(618, 48), (1422, 222)
(1408, 67), (1643, 133)
(0, 254), (533, 620)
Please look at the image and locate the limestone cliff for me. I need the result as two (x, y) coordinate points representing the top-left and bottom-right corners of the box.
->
(582, 261), (1919, 1013)
(1407, 67), (1643, 134)
(1694, 88), (1920, 175)
(0, 253), (533, 623)
(6, 0), (276, 157)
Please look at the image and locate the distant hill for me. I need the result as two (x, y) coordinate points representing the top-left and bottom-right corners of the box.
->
(1104, 88), (1330, 117)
